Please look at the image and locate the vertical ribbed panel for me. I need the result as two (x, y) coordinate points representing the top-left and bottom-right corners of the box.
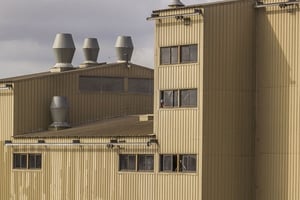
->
(12, 64), (153, 135)
(256, 3), (300, 200)
(202, 1), (255, 200)
(5, 137), (162, 200)
(0, 88), (13, 200)
(153, 6), (203, 200)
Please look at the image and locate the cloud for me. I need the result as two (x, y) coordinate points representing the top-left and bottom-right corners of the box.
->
(0, 0), (208, 78)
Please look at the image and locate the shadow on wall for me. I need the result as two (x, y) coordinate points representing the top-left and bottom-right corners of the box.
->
(255, 5), (299, 200)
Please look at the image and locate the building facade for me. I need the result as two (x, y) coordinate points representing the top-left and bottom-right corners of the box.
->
(1, 0), (300, 199)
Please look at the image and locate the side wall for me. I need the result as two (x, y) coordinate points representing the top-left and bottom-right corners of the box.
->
(202, 1), (255, 200)
(154, 7), (204, 200)
(12, 64), (153, 135)
(0, 87), (14, 199)
(256, 3), (300, 200)
(3, 137), (160, 200)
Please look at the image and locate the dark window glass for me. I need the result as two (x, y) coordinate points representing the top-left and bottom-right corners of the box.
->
(160, 46), (178, 65)
(160, 154), (177, 172)
(28, 154), (42, 169)
(181, 44), (198, 63)
(79, 76), (124, 92)
(179, 154), (197, 172)
(13, 154), (27, 169)
(119, 154), (136, 171)
(128, 78), (153, 94)
(138, 155), (154, 171)
(180, 89), (197, 107)
(160, 90), (179, 108)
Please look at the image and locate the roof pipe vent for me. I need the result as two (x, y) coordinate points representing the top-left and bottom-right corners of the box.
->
(115, 36), (134, 63)
(168, 0), (185, 7)
(51, 33), (76, 72)
(49, 96), (71, 130)
(79, 38), (100, 68)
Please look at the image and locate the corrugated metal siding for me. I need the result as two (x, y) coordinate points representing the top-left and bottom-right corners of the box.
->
(202, 1), (255, 200)
(154, 6), (203, 200)
(0, 88), (13, 199)
(12, 64), (153, 135)
(4, 137), (161, 200)
(256, 3), (300, 200)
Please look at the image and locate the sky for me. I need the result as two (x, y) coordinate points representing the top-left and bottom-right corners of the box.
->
(0, 0), (208, 78)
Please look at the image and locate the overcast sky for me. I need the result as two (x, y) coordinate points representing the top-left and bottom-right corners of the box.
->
(0, 0), (208, 78)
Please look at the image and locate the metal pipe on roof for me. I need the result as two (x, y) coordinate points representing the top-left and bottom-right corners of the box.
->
(4, 142), (153, 147)
(255, 0), (299, 8)
(146, 9), (203, 21)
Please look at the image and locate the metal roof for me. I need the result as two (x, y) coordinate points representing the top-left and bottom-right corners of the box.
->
(14, 115), (154, 138)
(0, 62), (153, 83)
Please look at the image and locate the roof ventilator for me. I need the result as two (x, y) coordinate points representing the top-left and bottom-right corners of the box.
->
(115, 36), (134, 67)
(79, 38), (100, 68)
(50, 33), (76, 72)
(168, 0), (185, 8)
(49, 96), (71, 130)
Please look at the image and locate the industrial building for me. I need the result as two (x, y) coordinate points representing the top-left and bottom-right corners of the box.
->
(1, 0), (300, 199)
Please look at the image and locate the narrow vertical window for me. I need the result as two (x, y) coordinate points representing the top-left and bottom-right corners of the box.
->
(13, 153), (27, 169)
(179, 154), (197, 172)
(138, 155), (154, 171)
(159, 154), (177, 172)
(180, 89), (197, 107)
(180, 44), (198, 63)
(119, 154), (136, 171)
(160, 46), (178, 64)
(28, 154), (42, 169)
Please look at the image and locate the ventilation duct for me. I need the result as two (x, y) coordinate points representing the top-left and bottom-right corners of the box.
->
(115, 36), (134, 63)
(51, 33), (76, 72)
(168, 0), (185, 7)
(49, 96), (71, 130)
(79, 38), (100, 68)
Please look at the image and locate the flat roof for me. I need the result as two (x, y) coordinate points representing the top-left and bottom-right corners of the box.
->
(14, 115), (154, 138)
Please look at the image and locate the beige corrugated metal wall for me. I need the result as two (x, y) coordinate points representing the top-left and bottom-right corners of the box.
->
(12, 64), (153, 135)
(202, 1), (255, 200)
(154, 7), (203, 200)
(256, 2), (300, 200)
(0, 87), (13, 200)
(4, 137), (158, 200)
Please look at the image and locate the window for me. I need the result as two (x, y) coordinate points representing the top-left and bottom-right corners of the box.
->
(160, 89), (197, 108)
(119, 154), (136, 171)
(119, 154), (154, 172)
(28, 154), (42, 169)
(160, 154), (196, 173)
(160, 46), (178, 65)
(13, 153), (42, 170)
(138, 155), (154, 171)
(160, 44), (197, 65)
(79, 76), (124, 92)
(13, 153), (27, 169)
(128, 78), (154, 94)
(181, 44), (198, 63)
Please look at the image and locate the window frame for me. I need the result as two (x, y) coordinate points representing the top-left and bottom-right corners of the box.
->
(159, 154), (197, 173)
(160, 89), (197, 108)
(119, 154), (137, 172)
(137, 154), (154, 172)
(12, 153), (42, 170)
(160, 44), (198, 65)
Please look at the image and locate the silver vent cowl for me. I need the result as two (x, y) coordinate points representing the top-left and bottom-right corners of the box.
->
(79, 38), (100, 68)
(168, 0), (184, 7)
(115, 36), (134, 63)
(49, 96), (71, 130)
(51, 33), (76, 72)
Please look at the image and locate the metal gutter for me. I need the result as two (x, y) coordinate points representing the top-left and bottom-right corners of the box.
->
(255, 0), (300, 8)
(146, 8), (203, 21)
